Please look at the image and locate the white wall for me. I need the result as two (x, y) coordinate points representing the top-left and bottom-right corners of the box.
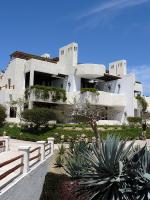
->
(67, 91), (126, 107)
(66, 75), (81, 92)
(100, 73), (136, 122)
(145, 97), (150, 112)
(0, 58), (26, 93)
(134, 82), (143, 95)
(109, 60), (127, 77)
(76, 64), (105, 79)
(117, 74), (135, 118)
(59, 42), (78, 67)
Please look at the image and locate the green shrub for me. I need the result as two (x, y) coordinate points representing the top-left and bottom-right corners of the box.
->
(127, 116), (142, 124)
(1, 123), (149, 143)
(136, 95), (148, 112)
(80, 88), (99, 95)
(25, 85), (67, 102)
(0, 105), (6, 126)
(21, 108), (57, 128)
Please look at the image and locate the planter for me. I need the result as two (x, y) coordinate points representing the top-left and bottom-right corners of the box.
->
(58, 179), (86, 200)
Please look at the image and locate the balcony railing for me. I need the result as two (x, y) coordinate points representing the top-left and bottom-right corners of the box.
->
(67, 91), (126, 107)
(0, 137), (54, 191)
(25, 85), (67, 104)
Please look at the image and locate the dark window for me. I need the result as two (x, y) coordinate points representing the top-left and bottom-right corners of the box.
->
(25, 72), (30, 88)
(81, 78), (95, 88)
(8, 78), (11, 89)
(108, 85), (111, 91)
(10, 107), (17, 118)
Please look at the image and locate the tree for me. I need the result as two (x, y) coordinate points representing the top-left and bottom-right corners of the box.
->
(0, 104), (6, 126)
(71, 100), (114, 149)
(136, 95), (149, 138)
(21, 107), (57, 128)
(136, 95), (148, 117)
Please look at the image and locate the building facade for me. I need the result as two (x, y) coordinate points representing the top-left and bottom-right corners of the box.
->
(0, 42), (145, 124)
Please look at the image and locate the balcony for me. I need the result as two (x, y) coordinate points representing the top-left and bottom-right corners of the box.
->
(134, 82), (142, 93)
(67, 91), (126, 107)
(76, 64), (105, 79)
(26, 85), (67, 104)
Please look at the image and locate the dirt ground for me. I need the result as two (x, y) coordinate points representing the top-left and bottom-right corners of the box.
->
(40, 150), (69, 200)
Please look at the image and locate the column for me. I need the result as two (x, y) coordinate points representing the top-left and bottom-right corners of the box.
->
(47, 137), (54, 155)
(37, 141), (46, 161)
(19, 145), (30, 173)
(3, 136), (10, 151)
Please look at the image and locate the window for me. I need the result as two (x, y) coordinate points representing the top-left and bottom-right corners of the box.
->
(61, 50), (64, 55)
(10, 107), (17, 118)
(8, 78), (11, 89)
(108, 85), (111, 91)
(68, 47), (72, 52)
(111, 65), (114, 69)
(74, 46), (77, 51)
(134, 91), (141, 97)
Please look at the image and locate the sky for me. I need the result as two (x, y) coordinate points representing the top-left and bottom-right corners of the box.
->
(0, 0), (150, 95)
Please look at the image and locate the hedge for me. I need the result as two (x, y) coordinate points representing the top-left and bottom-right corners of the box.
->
(127, 117), (142, 123)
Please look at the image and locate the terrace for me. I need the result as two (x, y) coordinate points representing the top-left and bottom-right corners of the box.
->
(0, 136), (54, 200)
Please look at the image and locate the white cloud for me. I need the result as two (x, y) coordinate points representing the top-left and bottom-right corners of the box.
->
(129, 65), (150, 96)
(79, 0), (150, 19)
(76, 0), (150, 30)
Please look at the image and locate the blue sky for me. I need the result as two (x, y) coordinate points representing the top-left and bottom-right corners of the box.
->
(0, 0), (150, 95)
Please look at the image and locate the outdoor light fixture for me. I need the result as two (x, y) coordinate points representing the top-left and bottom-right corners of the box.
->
(68, 82), (71, 87)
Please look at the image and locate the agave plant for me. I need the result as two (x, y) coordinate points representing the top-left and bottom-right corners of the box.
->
(76, 135), (135, 200)
(128, 146), (150, 199)
(64, 135), (150, 200)
(55, 154), (64, 168)
(64, 141), (92, 179)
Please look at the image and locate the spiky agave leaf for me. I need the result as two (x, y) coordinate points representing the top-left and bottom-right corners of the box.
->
(77, 135), (134, 200)
(64, 141), (92, 179)
(129, 147), (150, 199)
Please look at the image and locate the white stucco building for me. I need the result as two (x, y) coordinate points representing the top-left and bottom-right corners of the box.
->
(0, 42), (146, 124)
